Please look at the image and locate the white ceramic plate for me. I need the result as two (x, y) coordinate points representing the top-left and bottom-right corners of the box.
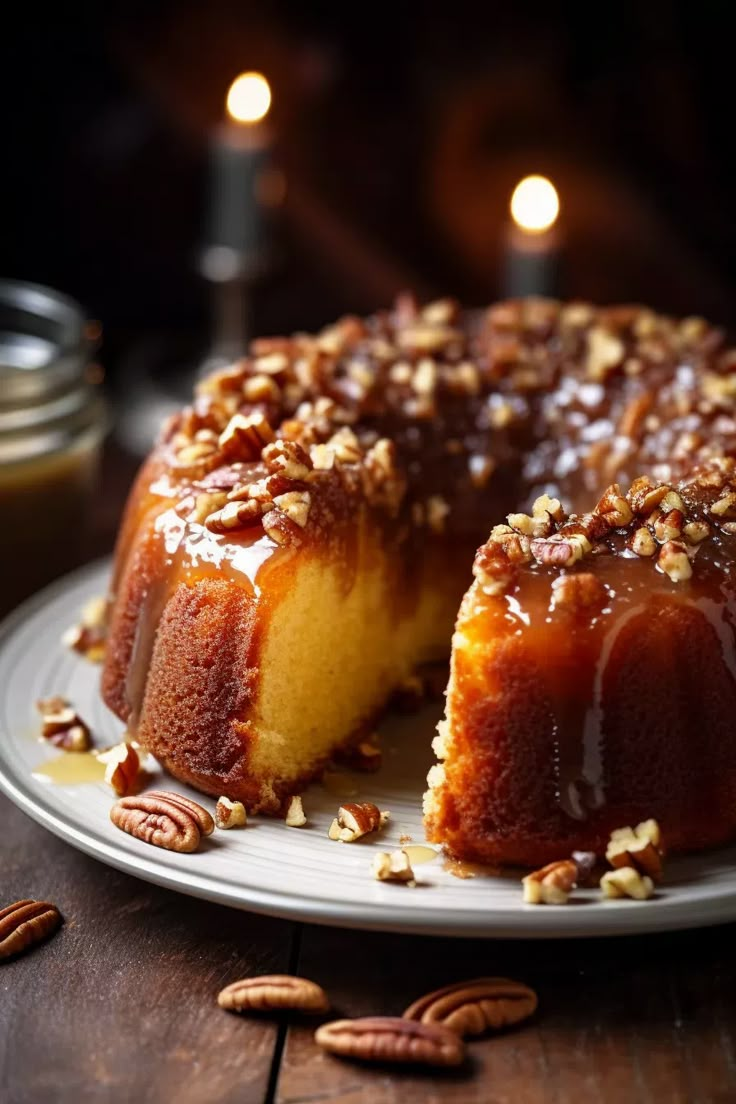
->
(2, 561), (736, 938)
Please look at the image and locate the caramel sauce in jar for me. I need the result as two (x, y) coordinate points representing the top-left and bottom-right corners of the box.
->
(0, 281), (106, 616)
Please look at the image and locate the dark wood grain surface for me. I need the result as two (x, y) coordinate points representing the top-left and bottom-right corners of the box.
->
(2, 446), (736, 1103)
(2, 785), (735, 1104)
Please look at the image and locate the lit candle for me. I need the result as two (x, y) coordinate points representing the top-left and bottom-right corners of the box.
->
(503, 174), (561, 298)
(206, 71), (274, 270)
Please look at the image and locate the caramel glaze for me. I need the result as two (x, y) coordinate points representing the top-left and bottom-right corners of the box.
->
(431, 526), (736, 867)
(102, 450), (478, 810)
(102, 296), (736, 832)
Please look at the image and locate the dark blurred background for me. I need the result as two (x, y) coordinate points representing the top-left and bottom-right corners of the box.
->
(3, 0), (736, 460)
(5, 1), (736, 341)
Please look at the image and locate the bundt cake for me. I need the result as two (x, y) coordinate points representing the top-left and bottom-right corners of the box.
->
(102, 296), (736, 862)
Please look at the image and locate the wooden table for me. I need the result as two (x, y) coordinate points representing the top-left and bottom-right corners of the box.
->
(2, 446), (736, 1103)
(3, 788), (736, 1103)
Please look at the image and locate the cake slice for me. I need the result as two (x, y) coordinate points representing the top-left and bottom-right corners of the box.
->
(424, 462), (736, 866)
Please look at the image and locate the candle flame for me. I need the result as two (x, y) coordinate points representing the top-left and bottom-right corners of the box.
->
(226, 72), (271, 124)
(510, 175), (559, 233)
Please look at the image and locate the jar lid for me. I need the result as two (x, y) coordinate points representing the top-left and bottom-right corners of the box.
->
(0, 279), (106, 463)
(0, 279), (89, 408)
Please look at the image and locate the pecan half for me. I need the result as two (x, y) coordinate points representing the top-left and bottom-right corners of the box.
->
(144, 791), (215, 836)
(204, 497), (266, 534)
(327, 802), (389, 842)
(218, 975), (329, 1014)
(531, 533), (589, 568)
(403, 977), (538, 1037)
(0, 899), (63, 961)
(315, 1017), (465, 1067)
(110, 791), (213, 853)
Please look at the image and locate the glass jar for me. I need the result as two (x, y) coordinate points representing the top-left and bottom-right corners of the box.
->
(0, 280), (107, 617)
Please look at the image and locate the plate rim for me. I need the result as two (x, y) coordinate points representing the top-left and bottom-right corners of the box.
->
(2, 561), (736, 939)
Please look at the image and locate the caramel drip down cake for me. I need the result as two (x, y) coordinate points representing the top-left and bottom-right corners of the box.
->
(102, 297), (736, 863)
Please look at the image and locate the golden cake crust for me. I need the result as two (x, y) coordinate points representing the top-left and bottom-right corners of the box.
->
(101, 295), (736, 859)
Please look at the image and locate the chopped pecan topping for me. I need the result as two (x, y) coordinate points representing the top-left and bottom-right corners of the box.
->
(531, 532), (590, 567)
(273, 490), (311, 528)
(711, 491), (736, 517)
(172, 438), (220, 473)
(99, 741), (141, 796)
(653, 508), (685, 543)
(522, 860), (577, 905)
(161, 295), (735, 576)
(219, 411), (275, 461)
(284, 795), (307, 827)
(192, 490), (229, 525)
(372, 849), (416, 884)
(617, 393), (653, 438)
(215, 796), (247, 829)
(586, 327), (625, 380)
(606, 819), (663, 882)
(595, 484), (633, 528)
(421, 298), (459, 326)
(328, 802), (389, 842)
(600, 867), (655, 900)
(397, 323), (462, 353)
(243, 373), (281, 403)
(657, 540), (692, 582)
(472, 544), (518, 597)
(262, 439), (313, 480)
(683, 520), (710, 543)
(204, 498), (266, 533)
(253, 351), (290, 375)
(36, 697), (92, 752)
(628, 476), (670, 516)
(550, 572), (608, 612)
(62, 595), (107, 662)
(362, 438), (406, 514)
(629, 526), (657, 557)
(489, 524), (533, 563)
(474, 458), (733, 597)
